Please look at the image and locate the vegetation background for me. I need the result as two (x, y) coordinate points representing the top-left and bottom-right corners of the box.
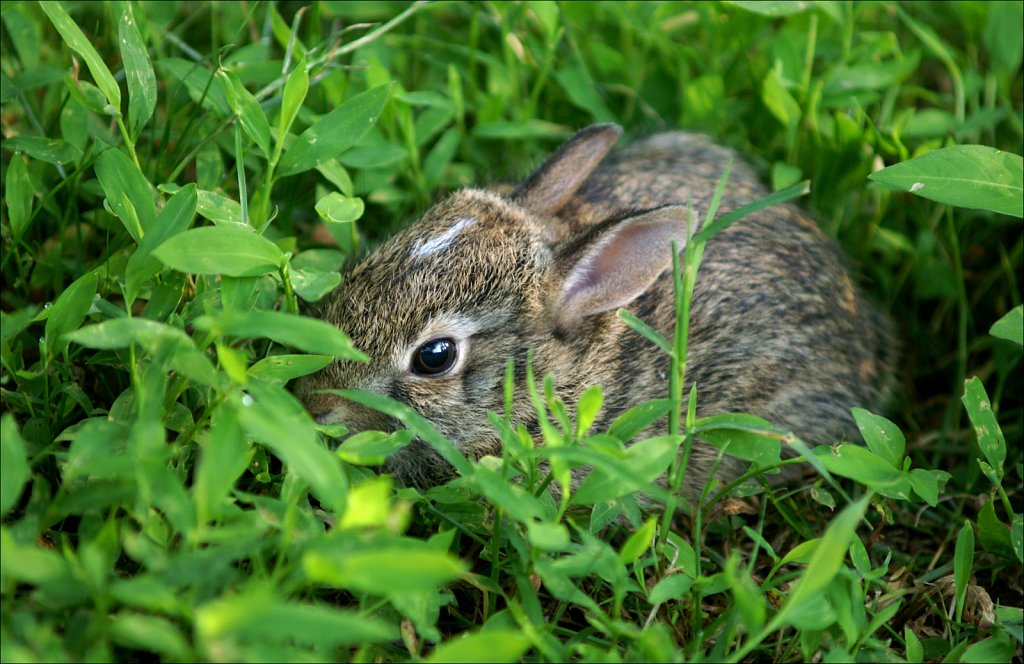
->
(1, 1), (1022, 661)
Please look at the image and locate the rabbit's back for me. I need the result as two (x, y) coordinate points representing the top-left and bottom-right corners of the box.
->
(560, 132), (895, 453)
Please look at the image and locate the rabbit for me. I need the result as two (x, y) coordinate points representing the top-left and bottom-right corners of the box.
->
(295, 124), (896, 497)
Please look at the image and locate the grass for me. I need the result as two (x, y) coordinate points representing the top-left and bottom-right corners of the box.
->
(1, 1), (1022, 661)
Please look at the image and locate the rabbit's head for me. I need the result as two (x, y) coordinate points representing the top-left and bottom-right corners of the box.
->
(296, 124), (693, 486)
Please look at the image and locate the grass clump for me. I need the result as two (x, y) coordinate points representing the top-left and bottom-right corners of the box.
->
(2, 2), (1022, 662)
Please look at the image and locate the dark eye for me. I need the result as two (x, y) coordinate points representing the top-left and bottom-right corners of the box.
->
(412, 338), (458, 376)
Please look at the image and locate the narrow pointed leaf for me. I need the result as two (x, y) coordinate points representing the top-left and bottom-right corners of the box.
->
(40, 1), (121, 110)
(278, 84), (393, 176)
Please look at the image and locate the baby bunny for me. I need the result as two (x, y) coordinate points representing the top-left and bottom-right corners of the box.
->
(296, 124), (895, 495)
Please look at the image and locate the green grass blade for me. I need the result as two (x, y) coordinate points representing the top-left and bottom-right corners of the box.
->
(693, 180), (810, 243)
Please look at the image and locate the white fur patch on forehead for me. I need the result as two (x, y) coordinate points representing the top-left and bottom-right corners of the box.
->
(410, 216), (478, 258)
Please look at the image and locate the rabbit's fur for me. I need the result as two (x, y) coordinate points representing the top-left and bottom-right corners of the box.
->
(296, 124), (896, 495)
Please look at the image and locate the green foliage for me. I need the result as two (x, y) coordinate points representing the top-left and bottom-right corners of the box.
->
(1, 1), (1021, 662)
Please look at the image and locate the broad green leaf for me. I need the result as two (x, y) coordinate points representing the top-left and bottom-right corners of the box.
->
(905, 626), (924, 663)
(0, 415), (29, 516)
(278, 83), (393, 176)
(784, 591), (836, 631)
(199, 310), (367, 360)
(776, 495), (868, 627)
(761, 67), (801, 129)
(275, 57), (309, 163)
(290, 248), (345, 272)
(339, 477), (393, 529)
(315, 192), (365, 224)
(648, 574), (694, 605)
(65, 419), (132, 482)
(2, 135), (81, 165)
(617, 517), (657, 565)
(851, 408), (905, 468)
(45, 271), (98, 359)
(985, 0), (1024, 75)
(961, 631), (1016, 664)
(526, 521), (571, 552)
(125, 184), (197, 303)
(568, 434), (680, 505)
(962, 377), (1006, 479)
(575, 384), (604, 438)
(553, 64), (615, 122)
(40, 1), (121, 111)
(196, 591), (396, 647)
(116, 1), (156, 138)
(426, 630), (531, 664)
(63, 74), (114, 115)
(239, 381), (348, 512)
(907, 468), (950, 507)
(976, 499), (1015, 560)
(248, 354), (333, 382)
(216, 343), (249, 385)
(196, 189), (243, 225)
(727, 1), (818, 16)
(4, 152), (32, 241)
(607, 398), (675, 442)
(304, 544), (467, 593)
(813, 444), (903, 486)
(338, 143), (409, 169)
(534, 559), (605, 614)
(110, 612), (190, 662)
(337, 430), (414, 466)
(423, 128), (460, 186)
(0, 527), (74, 586)
(65, 317), (192, 354)
(953, 520), (975, 623)
(218, 69), (271, 159)
(990, 306), (1023, 346)
(168, 345), (218, 387)
(823, 54), (921, 96)
(691, 413), (783, 467)
(193, 402), (249, 523)
(291, 266), (342, 302)
(95, 148), (157, 243)
(110, 575), (183, 616)
(868, 145), (1023, 218)
(154, 226), (284, 277)
(726, 553), (766, 632)
(472, 464), (546, 523)
(2, 4), (40, 70)
(779, 538), (820, 566)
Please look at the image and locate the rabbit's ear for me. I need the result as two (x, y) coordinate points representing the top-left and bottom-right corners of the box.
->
(554, 205), (692, 328)
(513, 124), (622, 216)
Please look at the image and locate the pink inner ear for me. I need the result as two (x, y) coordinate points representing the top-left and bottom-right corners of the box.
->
(557, 206), (691, 327)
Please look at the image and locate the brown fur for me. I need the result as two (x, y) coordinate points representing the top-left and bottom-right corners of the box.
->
(295, 125), (896, 495)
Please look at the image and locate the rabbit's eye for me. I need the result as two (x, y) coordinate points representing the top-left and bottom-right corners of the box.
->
(412, 338), (458, 376)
